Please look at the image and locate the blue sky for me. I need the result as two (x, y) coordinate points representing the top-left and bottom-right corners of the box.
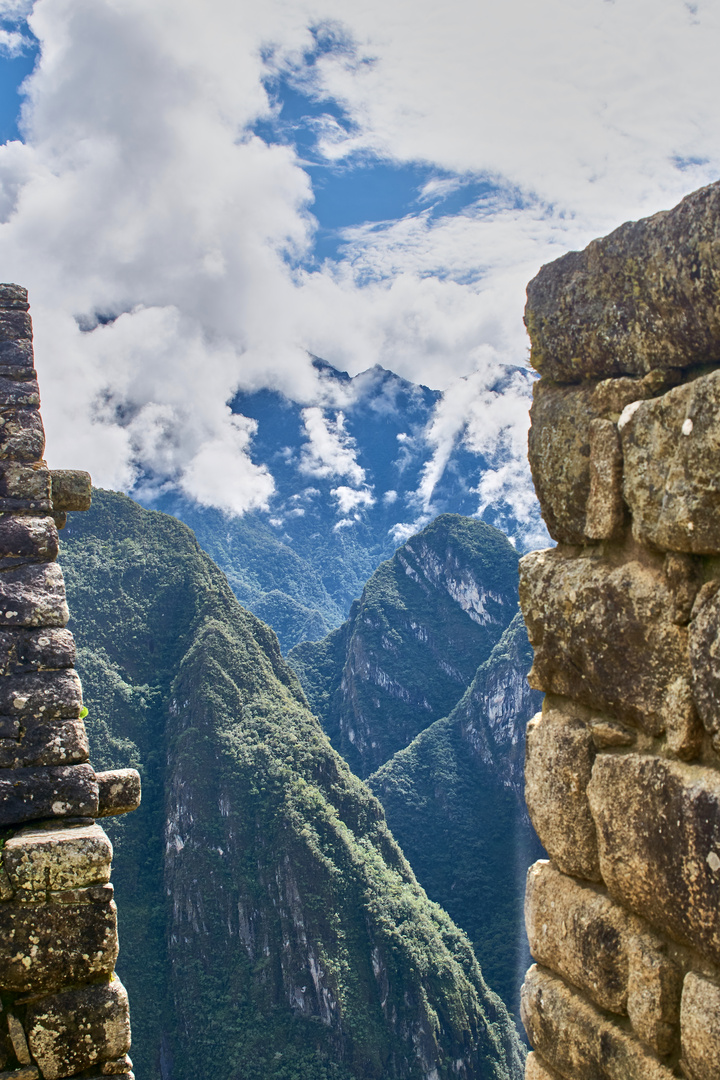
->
(0, 0), (718, 521)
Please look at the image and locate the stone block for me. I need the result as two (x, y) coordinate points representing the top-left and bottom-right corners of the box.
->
(0, 284), (29, 309)
(521, 965), (675, 1080)
(6, 1015), (30, 1065)
(584, 419), (624, 540)
(620, 369), (720, 554)
(0, 463), (50, 505)
(0, 894), (117, 992)
(0, 516), (58, 568)
(96, 769), (141, 817)
(0, 378), (39, 409)
(0, 340), (34, 376)
(0, 409), (45, 462)
(0, 763), (98, 826)
(626, 935), (682, 1057)
(680, 971), (720, 1080)
(0, 717), (89, 768)
(524, 180), (720, 382)
(3, 822), (111, 897)
(588, 753), (720, 965)
(25, 978), (130, 1080)
(519, 548), (702, 754)
(50, 470), (91, 512)
(527, 381), (596, 543)
(524, 706), (600, 880)
(0, 562), (69, 627)
(664, 551), (702, 625)
(101, 1056), (133, 1075)
(525, 1053), (563, 1079)
(0, 311), (32, 343)
(0, 1069), (39, 1080)
(0, 668), (82, 718)
(689, 581), (720, 749)
(0, 628), (75, 676)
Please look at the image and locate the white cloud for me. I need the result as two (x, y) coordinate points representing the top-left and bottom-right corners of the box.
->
(298, 407), (366, 484)
(0, 0), (718, 512)
(331, 485), (375, 514)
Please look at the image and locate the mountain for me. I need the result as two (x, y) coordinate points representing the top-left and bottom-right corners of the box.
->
(60, 489), (526, 1080)
(148, 361), (545, 652)
(287, 515), (521, 778)
(368, 615), (544, 1015)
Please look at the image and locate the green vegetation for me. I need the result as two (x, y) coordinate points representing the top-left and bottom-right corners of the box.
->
(61, 490), (525, 1080)
(289, 515), (521, 778)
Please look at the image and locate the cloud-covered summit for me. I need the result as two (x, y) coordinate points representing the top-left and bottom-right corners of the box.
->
(0, 0), (718, 519)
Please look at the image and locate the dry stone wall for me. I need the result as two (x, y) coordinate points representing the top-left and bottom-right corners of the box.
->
(0, 285), (140, 1080)
(519, 181), (720, 1079)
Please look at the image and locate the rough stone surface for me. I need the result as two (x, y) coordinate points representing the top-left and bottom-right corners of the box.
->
(525, 1053), (563, 1080)
(621, 369), (720, 554)
(527, 381), (597, 544)
(0, 463), (50, 506)
(524, 180), (720, 382)
(0, 716), (89, 768)
(519, 548), (702, 752)
(4, 822), (112, 896)
(0, 668), (82, 718)
(0, 562), (69, 627)
(0, 408), (45, 462)
(0, 628), (75, 676)
(50, 469), (92, 512)
(0, 763), (98, 825)
(0, 895), (117, 991)
(96, 769), (142, 817)
(26, 978), (130, 1080)
(689, 580), (720, 747)
(588, 753), (720, 965)
(520, 965), (675, 1080)
(0, 377), (40, 410)
(524, 705), (600, 880)
(585, 419), (624, 540)
(680, 971), (720, 1080)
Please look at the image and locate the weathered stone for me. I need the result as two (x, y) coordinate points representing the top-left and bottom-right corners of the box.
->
(0, 562), (69, 627)
(585, 419), (624, 540)
(0, 717), (89, 768)
(524, 180), (720, 382)
(591, 370), (682, 417)
(521, 965), (675, 1080)
(588, 754), (720, 965)
(101, 1055), (133, 1075)
(525, 1053), (564, 1080)
(0, 339), (34, 372)
(0, 763), (98, 826)
(520, 548), (702, 753)
(0, 464), (50, 506)
(50, 470), (91, 513)
(25, 978), (130, 1080)
(96, 770), (141, 817)
(524, 705), (600, 880)
(664, 551), (702, 625)
(689, 581), (720, 749)
(0, 516), (58, 568)
(0, 284), (29, 309)
(0, 628), (75, 676)
(588, 718), (636, 749)
(49, 882), (113, 904)
(6, 1016), (30, 1065)
(626, 934), (682, 1057)
(0, 1068), (40, 1080)
(0, 895), (117, 992)
(0, 378), (39, 409)
(0, 311), (32, 343)
(0, 668), (82, 718)
(620, 369), (720, 554)
(680, 971), (720, 1080)
(527, 381), (596, 544)
(4, 822), (111, 896)
(0, 409), (45, 462)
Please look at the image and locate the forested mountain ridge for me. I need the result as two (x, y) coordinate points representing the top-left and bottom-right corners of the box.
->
(287, 515), (520, 778)
(60, 489), (526, 1080)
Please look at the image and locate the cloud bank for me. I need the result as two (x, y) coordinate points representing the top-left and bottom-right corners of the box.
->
(0, 0), (718, 516)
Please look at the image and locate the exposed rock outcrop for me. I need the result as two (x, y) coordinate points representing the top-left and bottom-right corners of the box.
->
(520, 182), (720, 1079)
(0, 286), (140, 1080)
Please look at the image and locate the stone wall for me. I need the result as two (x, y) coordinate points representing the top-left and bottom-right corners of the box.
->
(519, 181), (720, 1080)
(0, 285), (140, 1080)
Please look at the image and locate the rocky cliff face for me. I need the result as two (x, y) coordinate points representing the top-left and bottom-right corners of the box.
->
(62, 489), (526, 1080)
(289, 514), (520, 778)
(0, 285), (140, 1080)
(520, 181), (720, 1080)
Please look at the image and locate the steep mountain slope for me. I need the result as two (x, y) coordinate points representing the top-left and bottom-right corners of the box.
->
(368, 615), (544, 1014)
(288, 515), (520, 777)
(60, 490), (526, 1080)
(148, 361), (546, 652)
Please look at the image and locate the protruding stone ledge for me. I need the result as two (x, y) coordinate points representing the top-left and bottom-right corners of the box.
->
(50, 470), (92, 513)
(4, 822), (112, 897)
(521, 965), (675, 1080)
(525, 705), (600, 880)
(524, 180), (720, 382)
(96, 770), (141, 817)
(25, 978), (130, 1080)
(0, 763), (98, 826)
(588, 753), (720, 966)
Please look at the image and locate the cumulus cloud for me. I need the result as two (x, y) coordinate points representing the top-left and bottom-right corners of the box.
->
(0, 0), (718, 513)
(331, 485), (375, 514)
